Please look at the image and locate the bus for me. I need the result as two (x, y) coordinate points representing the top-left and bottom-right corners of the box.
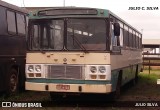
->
(25, 7), (142, 99)
(0, 1), (28, 95)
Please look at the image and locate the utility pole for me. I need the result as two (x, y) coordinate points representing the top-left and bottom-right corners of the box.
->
(141, 29), (143, 35)
(63, 0), (65, 7)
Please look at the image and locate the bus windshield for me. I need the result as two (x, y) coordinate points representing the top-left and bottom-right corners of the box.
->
(29, 18), (107, 51)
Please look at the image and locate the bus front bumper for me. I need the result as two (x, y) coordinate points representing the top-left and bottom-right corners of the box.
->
(25, 82), (112, 93)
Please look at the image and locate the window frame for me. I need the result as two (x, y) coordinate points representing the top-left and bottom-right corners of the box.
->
(124, 25), (129, 47)
(6, 9), (26, 36)
(16, 13), (26, 36)
(6, 10), (17, 35)
(129, 28), (133, 48)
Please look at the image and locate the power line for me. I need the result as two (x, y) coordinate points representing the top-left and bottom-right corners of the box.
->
(22, 0), (25, 8)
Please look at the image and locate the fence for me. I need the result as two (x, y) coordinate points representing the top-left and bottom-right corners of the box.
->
(142, 53), (160, 74)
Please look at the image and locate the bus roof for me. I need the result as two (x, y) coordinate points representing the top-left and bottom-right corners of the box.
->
(29, 7), (107, 17)
(29, 7), (141, 34)
(0, 0), (28, 14)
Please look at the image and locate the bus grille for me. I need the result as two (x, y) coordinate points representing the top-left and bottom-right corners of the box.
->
(47, 65), (83, 79)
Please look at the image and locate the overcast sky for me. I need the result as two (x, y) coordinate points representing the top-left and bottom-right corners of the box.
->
(2, 0), (160, 39)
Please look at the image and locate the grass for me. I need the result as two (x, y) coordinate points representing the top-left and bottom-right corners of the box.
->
(120, 71), (160, 101)
(113, 70), (160, 109)
(139, 72), (160, 83)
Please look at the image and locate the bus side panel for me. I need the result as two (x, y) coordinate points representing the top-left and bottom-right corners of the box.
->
(111, 70), (119, 92)
(0, 36), (26, 92)
(17, 58), (26, 89)
(111, 63), (142, 92)
(0, 61), (6, 91)
(0, 58), (14, 91)
(121, 65), (136, 86)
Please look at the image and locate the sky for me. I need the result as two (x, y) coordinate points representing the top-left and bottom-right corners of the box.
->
(2, 0), (160, 39)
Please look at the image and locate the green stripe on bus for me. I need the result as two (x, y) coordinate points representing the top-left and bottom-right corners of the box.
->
(26, 78), (110, 84)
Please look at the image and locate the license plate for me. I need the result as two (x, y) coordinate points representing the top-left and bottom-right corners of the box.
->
(56, 84), (70, 90)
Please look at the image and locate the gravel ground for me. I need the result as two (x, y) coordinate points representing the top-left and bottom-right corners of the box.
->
(1, 72), (160, 110)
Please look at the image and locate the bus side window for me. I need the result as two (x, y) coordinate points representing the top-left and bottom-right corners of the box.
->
(119, 28), (123, 47)
(16, 13), (26, 35)
(33, 25), (39, 49)
(111, 24), (120, 46)
(7, 10), (16, 34)
(110, 23), (121, 52)
(42, 27), (48, 48)
(50, 20), (64, 50)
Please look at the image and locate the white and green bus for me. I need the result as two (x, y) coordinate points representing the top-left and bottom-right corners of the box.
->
(25, 7), (142, 99)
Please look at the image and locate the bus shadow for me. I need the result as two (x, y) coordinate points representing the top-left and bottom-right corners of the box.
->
(49, 94), (118, 107)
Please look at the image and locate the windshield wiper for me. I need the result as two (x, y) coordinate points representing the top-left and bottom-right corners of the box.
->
(37, 46), (46, 54)
(70, 34), (88, 53)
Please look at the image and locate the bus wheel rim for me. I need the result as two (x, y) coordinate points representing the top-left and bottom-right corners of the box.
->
(10, 74), (17, 92)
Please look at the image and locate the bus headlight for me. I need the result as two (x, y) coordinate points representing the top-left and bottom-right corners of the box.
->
(85, 65), (111, 80)
(26, 64), (45, 78)
(90, 66), (97, 73)
(28, 65), (34, 73)
(35, 65), (41, 72)
(99, 66), (106, 73)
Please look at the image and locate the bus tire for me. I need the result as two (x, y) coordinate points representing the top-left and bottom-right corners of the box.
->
(6, 69), (18, 96)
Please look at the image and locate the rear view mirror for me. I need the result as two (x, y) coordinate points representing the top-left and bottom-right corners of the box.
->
(114, 23), (120, 36)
